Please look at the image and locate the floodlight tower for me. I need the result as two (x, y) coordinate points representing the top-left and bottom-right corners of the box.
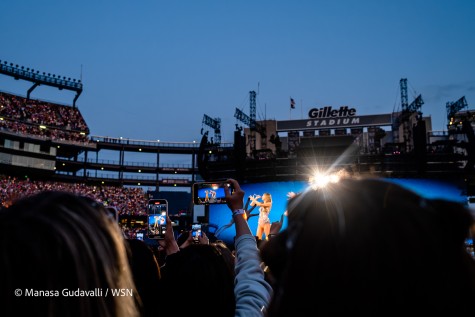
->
(445, 96), (473, 170)
(201, 114), (221, 144)
(446, 96), (468, 125)
(399, 78), (424, 152)
(234, 90), (267, 155)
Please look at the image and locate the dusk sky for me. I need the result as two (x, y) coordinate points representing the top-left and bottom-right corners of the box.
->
(1, 0), (474, 145)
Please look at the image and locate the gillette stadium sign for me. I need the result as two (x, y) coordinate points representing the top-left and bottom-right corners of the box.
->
(277, 106), (393, 131)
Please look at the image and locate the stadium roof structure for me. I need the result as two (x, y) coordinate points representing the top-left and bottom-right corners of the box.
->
(0, 59), (83, 107)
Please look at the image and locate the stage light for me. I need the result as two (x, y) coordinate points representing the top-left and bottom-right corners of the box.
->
(309, 171), (340, 190)
(329, 174), (340, 183)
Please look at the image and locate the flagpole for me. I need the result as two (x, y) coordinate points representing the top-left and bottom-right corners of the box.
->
(290, 96), (296, 120)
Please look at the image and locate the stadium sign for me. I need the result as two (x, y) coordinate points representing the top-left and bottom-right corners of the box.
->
(308, 106), (356, 119)
(277, 113), (393, 131)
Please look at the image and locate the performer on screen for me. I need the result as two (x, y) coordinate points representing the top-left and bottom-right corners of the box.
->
(208, 190), (217, 203)
(153, 214), (166, 231)
(249, 192), (273, 240)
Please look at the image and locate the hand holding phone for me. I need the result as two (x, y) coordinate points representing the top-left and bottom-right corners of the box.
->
(192, 181), (234, 205)
(192, 223), (202, 241)
(147, 199), (168, 240)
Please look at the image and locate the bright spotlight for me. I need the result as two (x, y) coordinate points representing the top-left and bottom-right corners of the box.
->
(309, 171), (341, 189)
(329, 174), (340, 183)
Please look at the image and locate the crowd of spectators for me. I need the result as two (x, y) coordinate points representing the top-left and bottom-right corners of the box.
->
(0, 175), (148, 216)
(1, 173), (474, 317)
(0, 175), (193, 241)
(122, 223), (148, 240)
(0, 91), (90, 143)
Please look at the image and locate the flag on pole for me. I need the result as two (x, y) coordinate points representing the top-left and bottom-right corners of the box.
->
(290, 97), (296, 109)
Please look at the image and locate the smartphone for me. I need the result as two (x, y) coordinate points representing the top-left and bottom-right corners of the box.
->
(192, 223), (202, 241)
(147, 199), (168, 240)
(136, 233), (144, 241)
(192, 181), (234, 205)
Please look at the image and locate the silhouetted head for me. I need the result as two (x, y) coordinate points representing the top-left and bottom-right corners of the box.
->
(0, 191), (139, 317)
(261, 178), (475, 316)
(126, 239), (161, 317)
(160, 243), (235, 317)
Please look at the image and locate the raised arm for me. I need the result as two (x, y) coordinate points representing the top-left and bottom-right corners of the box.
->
(224, 179), (272, 317)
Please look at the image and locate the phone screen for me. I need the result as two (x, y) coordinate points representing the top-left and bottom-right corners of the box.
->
(147, 199), (168, 239)
(192, 224), (202, 240)
(192, 182), (233, 205)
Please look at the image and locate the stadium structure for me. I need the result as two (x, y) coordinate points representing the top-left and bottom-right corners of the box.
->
(1, 59), (475, 203)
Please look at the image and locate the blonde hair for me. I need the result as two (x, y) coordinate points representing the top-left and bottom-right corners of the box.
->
(263, 193), (272, 202)
(0, 191), (140, 317)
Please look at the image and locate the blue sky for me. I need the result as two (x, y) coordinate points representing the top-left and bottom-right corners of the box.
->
(1, 0), (474, 144)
